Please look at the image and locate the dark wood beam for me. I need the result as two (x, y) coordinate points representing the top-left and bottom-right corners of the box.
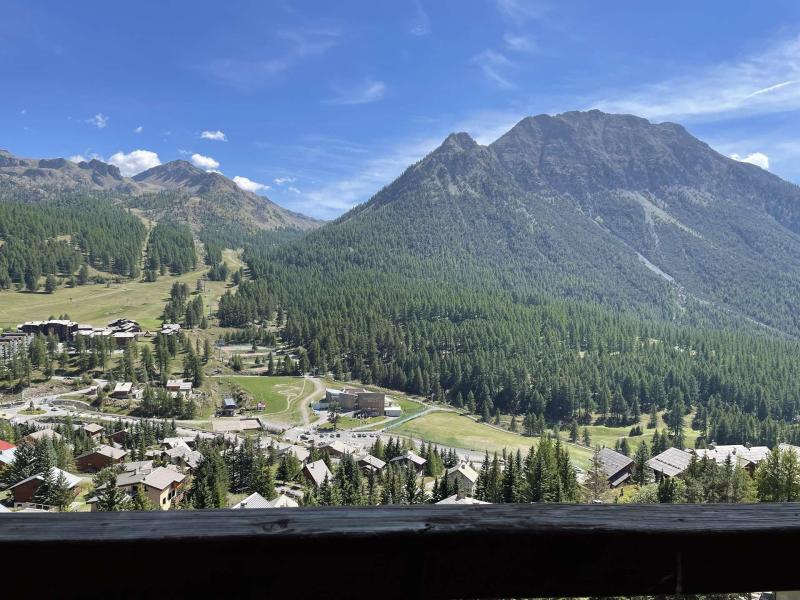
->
(2, 503), (799, 599)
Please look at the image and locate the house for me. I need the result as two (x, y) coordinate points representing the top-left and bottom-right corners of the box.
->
(0, 440), (15, 452)
(597, 447), (634, 487)
(75, 445), (128, 473)
(166, 379), (193, 398)
(111, 382), (134, 399)
(107, 429), (130, 446)
(221, 397), (238, 416)
(647, 447), (694, 480)
(82, 422), (105, 439)
(445, 462), (479, 495)
(389, 450), (427, 473)
(108, 318), (142, 334)
(163, 445), (203, 472)
(357, 454), (386, 474)
(279, 444), (311, 464)
(321, 440), (361, 459)
(160, 323), (181, 336)
(266, 494), (300, 508)
(112, 332), (136, 348)
(9, 467), (82, 508)
(141, 466), (186, 510)
(161, 437), (195, 451)
(18, 319), (78, 342)
(23, 429), (64, 445)
(694, 444), (770, 475)
(303, 460), (333, 488)
(436, 493), (490, 505)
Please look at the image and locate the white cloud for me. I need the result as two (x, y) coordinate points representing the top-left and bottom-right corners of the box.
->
(86, 113), (109, 128)
(593, 36), (800, 121)
(287, 186), (301, 194)
(274, 176), (297, 185)
(730, 152), (770, 170)
(410, 0), (431, 36)
(134, 125), (143, 134)
(107, 149), (161, 176)
(68, 154), (87, 163)
(20, 108), (27, 116)
(328, 79), (388, 105)
(68, 152), (103, 164)
(495, 0), (551, 22)
(201, 130), (227, 141)
(191, 153), (220, 170)
(233, 175), (269, 193)
(472, 50), (515, 89)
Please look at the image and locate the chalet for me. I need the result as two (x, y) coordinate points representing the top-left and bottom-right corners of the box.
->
(82, 422), (105, 439)
(597, 447), (634, 487)
(161, 437), (195, 451)
(445, 462), (480, 495)
(221, 397), (237, 416)
(166, 379), (193, 398)
(75, 445), (128, 473)
(108, 318), (142, 334)
(162, 445), (203, 472)
(279, 444), (311, 464)
(23, 429), (64, 445)
(389, 450), (427, 473)
(436, 493), (490, 505)
(160, 323), (181, 336)
(9, 467), (82, 508)
(647, 447), (693, 480)
(358, 454), (386, 474)
(321, 440), (361, 459)
(111, 382), (135, 399)
(107, 429), (130, 446)
(141, 466), (186, 510)
(112, 332), (136, 348)
(694, 444), (770, 475)
(303, 460), (333, 488)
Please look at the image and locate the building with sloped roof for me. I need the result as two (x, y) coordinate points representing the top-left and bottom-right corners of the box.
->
(446, 462), (480, 495)
(303, 460), (333, 488)
(597, 447), (634, 487)
(694, 444), (770, 474)
(647, 447), (693, 479)
(75, 444), (128, 472)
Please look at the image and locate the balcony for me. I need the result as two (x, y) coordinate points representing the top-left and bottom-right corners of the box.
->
(1, 503), (798, 598)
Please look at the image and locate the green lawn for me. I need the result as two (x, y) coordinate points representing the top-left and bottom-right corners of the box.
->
(321, 415), (384, 431)
(223, 376), (309, 423)
(572, 411), (701, 456)
(0, 249), (241, 330)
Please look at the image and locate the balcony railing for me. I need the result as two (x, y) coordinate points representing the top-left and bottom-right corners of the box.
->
(2, 503), (799, 599)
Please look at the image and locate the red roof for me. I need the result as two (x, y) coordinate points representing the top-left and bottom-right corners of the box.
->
(0, 440), (15, 451)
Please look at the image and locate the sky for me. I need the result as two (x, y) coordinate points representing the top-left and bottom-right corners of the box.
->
(2, 1), (800, 219)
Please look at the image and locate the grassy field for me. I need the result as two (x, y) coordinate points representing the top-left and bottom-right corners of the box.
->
(0, 249), (242, 330)
(222, 376), (311, 425)
(572, 411), (701, 456)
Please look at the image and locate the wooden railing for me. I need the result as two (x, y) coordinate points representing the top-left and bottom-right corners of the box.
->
(2, 503), (799, 599)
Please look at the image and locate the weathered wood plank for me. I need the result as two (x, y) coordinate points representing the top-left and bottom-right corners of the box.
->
(1, 503), (799, 599)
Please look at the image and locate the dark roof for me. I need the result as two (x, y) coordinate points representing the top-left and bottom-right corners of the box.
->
(598, 447), (633, 478)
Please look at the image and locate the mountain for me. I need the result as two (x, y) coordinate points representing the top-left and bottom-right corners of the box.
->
(0, 150), (322, 234)
(267, 110), (800, 335)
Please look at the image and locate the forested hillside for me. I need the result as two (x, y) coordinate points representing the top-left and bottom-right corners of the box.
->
(216, 110), (800, 450)
(0, 197), (147, 289)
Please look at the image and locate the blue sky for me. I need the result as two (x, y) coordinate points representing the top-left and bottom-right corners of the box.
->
(2, 1), (800, 219)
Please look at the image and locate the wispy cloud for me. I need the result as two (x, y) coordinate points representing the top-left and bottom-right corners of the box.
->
(191, 153), (220, 170)
(409, 0), (431, 36)
(86, 113), (109, 128)
(472, 50), (516, 89)
(107, 149), (160, 176)
(287, 186), (301, 194)
(504, 32), (537, 53)
(495, 0), (551, 23)
(201, 129), (227, 141)
(134, 125), (143, 134)
(327, 79), (388, 105)
(20, 108), (27, 116)
(593, 35), (800, 121)
(274, 176), (297, 185)
(204, 28), (340, 89)
(233, 175), (269, 193)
